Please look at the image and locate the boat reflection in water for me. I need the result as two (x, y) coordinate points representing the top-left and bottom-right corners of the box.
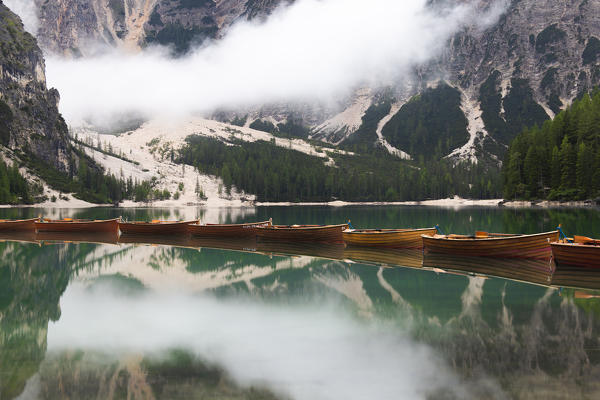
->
(422, 252), (554, 287)
(343, 245), (424, 269)
(550, 264), (600, 290)
(1, 230), (600, 293)
(36, 231), (120, 246)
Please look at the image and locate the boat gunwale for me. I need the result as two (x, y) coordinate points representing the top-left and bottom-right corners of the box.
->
(0, 217), (40, 223)
(188, 220), (272, 228)
(344, 227), (437, 235)
(257, 224), (348, 231)
(37, 218), (122, 224)
(551, 241), (600, 248)
(120, 220), (196, 226)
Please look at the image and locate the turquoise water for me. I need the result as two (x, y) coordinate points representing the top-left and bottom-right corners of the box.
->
(1, 206), (599, 399)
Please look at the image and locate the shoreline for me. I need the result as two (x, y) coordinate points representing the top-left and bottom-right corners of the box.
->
(1, 197), (598, 209)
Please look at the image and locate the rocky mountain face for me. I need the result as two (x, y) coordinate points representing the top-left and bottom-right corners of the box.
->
(0, 3), (75, 173)
(30, 0), (600, 164)
(35, 0), (290, 56)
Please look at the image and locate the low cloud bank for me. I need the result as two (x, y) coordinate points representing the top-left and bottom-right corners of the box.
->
(41, 0), (508, 126)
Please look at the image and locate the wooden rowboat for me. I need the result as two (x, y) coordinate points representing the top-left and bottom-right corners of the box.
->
(343, 227), (437, 248)
(34, 218), (121, 233)
(256, 224), (348, 243)
(421, 230), (559, 259)
(188, 220), (272, 237)
(119, 220), (196, 235)
(0, 217), (39, 231)
(551, 236), (600, 268)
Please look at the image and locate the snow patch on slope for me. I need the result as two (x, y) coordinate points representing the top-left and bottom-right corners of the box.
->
(375, 103), (411, 160)
(73, 117), (351, 206)
(446, 89), (486, 164)
(311, 89), (373, 145)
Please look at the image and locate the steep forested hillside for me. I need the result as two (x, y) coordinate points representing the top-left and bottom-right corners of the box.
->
(503, 90), (600, 201)
(178, 135), (501, 202)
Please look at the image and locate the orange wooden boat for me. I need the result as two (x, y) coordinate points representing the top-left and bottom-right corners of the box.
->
(255, 224), (347, 243)
(0, 217), (39, 231)
(188, 220), (272, 237)
(551, 236), (600, 268)
(119, 220), (196, 235)
(421, 230), (559, 259)
(34, 218), (120, 233)
(343, 227), (437, 248)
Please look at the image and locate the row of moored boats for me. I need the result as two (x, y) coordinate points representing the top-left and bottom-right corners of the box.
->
(0, 217), (598, 268)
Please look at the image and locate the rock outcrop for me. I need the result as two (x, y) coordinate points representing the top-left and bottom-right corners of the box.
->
(35, 0), (292, 56)
(0, 3), (74, 173)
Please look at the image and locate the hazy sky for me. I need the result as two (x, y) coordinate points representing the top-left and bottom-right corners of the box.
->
(7, 0), (507, 126)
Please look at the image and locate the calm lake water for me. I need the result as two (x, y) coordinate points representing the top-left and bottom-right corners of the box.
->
(1, 206), (599, 399)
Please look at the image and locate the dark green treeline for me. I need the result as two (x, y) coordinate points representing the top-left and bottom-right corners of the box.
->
(0, 160), (36, 204)
(178, 136), (501, 202)
(503, 90), (600, 200)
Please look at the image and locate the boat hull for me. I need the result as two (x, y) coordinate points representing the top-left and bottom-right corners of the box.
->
(35, 218), (120, 233)
(188, 221), (272, 237)
(551, 242), (600, 268)
(422, 231), (559, 259)
(343, 228), (437, 248)
(119, 220), (195, 235)
(0, 218), (39, 231)
(256, 224), (347, 243)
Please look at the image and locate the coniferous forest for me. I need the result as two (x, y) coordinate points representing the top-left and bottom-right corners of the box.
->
(178, 136), (501, 202)
(503, 90), (600, 201)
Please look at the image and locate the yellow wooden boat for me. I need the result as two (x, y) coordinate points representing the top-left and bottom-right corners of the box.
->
(343, 227), (437, 248)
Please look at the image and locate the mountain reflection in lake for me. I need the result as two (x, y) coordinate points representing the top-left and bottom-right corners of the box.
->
(1, 206), (600, 399)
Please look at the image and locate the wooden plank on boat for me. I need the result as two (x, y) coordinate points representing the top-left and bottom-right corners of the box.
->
(343, 227), (437, 248)
(256, 224), (347, 243)
(188, 220), (272, 237)
(421, 230), (559, 258)
(34, 218), (120, 233)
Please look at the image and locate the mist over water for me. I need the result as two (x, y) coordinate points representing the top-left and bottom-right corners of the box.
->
(42, 0), (509, 126)
(48, 282), (484, 400)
